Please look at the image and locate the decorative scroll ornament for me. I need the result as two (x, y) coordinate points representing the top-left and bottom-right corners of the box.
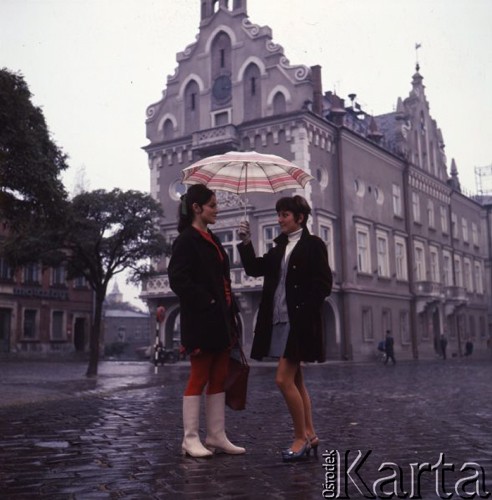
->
(279, 57), (310, 81)
(241, 18), (260, 37)
(266, 40), (282, 53)
(146, 106), (156, 119)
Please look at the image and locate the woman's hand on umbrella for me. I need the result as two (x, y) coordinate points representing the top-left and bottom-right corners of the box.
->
(238, 221), (251, 244)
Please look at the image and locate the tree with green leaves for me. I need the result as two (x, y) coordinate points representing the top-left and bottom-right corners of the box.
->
(0, 69), (167, 376)
(0, 68), (68, 231)
(64, 188), (167, 377)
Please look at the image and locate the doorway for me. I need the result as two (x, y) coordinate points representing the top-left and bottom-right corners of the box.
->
(0, 308), (11, 353)
(323, 301), (339, 359)
(74, 317), (86, 352)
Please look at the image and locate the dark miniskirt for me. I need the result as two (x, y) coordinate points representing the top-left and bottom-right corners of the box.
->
(268, 322), (289, 358)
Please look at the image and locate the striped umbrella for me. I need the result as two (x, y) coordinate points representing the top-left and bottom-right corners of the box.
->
(181, 151), (313, 201)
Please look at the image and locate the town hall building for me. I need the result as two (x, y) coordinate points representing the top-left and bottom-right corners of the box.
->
(140, 0), (491, 361)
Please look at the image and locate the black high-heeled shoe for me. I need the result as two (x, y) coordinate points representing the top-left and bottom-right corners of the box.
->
(281, 440), (311, 462)
(308, 436), (319, 458)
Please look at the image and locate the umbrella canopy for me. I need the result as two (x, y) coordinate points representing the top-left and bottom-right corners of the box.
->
(181, 151), (313, 194)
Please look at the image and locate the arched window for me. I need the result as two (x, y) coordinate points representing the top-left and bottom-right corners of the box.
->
(273, 91), (287, 114)
(211, 31), (232, 76)
(184, 80), (200, 134)
(243, 63), (261, 121)
(163, 119), (174, 140)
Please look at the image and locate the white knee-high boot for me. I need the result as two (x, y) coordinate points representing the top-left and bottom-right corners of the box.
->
(182, 395), (213, 458)
(205, 392), (245, 454)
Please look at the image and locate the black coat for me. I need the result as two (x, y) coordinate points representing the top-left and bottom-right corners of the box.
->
(238, 228), (332, 362)
(168, 226), (235, 353)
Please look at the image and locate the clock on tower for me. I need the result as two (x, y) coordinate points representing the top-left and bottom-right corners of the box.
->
(212, 75), (232, 101)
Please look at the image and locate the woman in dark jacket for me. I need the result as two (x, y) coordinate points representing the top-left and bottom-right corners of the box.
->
(168, 184), (245, 458)
(238, 195), (332, 461)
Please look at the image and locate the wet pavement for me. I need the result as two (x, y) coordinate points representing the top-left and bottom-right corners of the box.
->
(0, 358), (491, 499)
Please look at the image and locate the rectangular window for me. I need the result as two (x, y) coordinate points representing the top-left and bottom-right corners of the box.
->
(52, 265), (66, 286)
(469, 316), (476, 340)
(319, 222), (335, 272)
(454, 256), (463, 287)
(376, 230), (389, 277)
(412, 192), (421, 223)
(262, 224), (280, 253)
(429, 246), (440, 283)
(471, 223), (478, 246)
(191, 93), (196, 111)
(474, 262), (484, 294)
(479, 316), (486, 339)
(362, 307), (373, 341)
(414, 242), (426, 281)
(394, 236), (408, 281)
(442, 251), (452, 286)
(23, 309), (37, 339)
(213, 110), (231, 126)
(215, 229), (241, 265)
(0, 257), (13, 281)
(51, 311), (64, 340)
(73, 275), (87, 288)
(427, 200), (435, 228)
(451, 213), (458, 239)
(381, 309), (392, 338)
(463, 258), (472, 292)
(440, 206), (448, 234)
(356, 224), (371, 274)
(400, 311), (410, 345)
(24, 263), (40, 284)
(392, 184), (402, 217)
(461, 218), (469, 243)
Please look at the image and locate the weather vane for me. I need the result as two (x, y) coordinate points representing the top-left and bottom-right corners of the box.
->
(415, 43), (422, 71)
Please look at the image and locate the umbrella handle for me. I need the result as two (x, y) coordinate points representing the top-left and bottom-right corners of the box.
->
(243, 162), (248, 218)
(242, 195), (248, 219)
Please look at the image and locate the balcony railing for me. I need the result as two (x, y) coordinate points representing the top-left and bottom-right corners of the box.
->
(444, 286), (467, 302)
(192, 125), (239, 151)
(415, 281), (443, 297)
(141, 270), (263, 299)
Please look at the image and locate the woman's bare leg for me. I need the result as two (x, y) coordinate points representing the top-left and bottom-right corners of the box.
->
(294, 367), (316, 441)
(275, 357), (307, 452)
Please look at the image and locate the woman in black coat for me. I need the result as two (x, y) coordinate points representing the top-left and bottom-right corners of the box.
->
(168, 184), (245, 458)
(238, 195), (332, 461)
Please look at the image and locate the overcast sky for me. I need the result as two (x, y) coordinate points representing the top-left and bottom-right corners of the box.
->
(2, 0), (491, 306)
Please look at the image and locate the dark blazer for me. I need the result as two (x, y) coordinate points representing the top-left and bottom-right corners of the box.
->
(168, 226), (234, 353)
(238, 227), (332, 362)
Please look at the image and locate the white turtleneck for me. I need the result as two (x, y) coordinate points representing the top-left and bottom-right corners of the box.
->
(284, 227), (303, 261)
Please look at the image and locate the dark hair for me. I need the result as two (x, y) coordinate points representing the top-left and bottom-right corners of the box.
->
(177, 184), (215, 233)
(275, 195), (311, 227)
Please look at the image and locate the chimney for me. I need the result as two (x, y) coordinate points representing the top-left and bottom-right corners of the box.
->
(311, 65), (323, 116)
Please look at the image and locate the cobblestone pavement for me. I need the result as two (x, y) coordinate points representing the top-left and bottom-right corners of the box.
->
(0, 358), (491, 499)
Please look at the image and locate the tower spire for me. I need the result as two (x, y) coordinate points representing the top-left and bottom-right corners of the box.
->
(200, 0), (247, 22)
(415, 42), (422, 72)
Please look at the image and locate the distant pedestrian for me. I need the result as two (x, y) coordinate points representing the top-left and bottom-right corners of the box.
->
(384, 330), (396, 365)
(440, 334), (448, 360)
(377, 339), (386, 362)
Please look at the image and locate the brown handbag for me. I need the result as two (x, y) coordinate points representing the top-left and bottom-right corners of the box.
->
(224, 344), (249, 411)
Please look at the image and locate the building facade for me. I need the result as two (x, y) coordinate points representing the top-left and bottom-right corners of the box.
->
(0, 239), (93, 355)
(103, 283), (152, 360)
(140, 0), (491, 361)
